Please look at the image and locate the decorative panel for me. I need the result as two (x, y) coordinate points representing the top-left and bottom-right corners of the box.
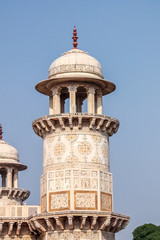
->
(100, 172), (112, 193)
(49, 191), (70, 212)
(0, 207), (6, 216)
(17, 207), (22, 217)
(78, 142), (91, 155)
(28, 207), (37, 217)
(74, 191), (97, 210)
(41, 194), (47, 213)
(101, 192), (112, 211)
(11, 207), (15, 217)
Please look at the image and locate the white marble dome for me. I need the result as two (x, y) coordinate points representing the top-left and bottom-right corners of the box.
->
(36, 48), (115, 96)
(48, 49), (104, 79)
(0, 140), (19, 163)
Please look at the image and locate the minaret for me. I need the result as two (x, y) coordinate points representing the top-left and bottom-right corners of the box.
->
(0, 124), (30, 206)
(33, 27), (130, 240)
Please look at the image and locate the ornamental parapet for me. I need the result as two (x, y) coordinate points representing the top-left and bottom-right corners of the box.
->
(27, 211), (129, 235)
(0, 187), (30, 202)
(32, 113), (119, 138)
(0, 212), (129, 237)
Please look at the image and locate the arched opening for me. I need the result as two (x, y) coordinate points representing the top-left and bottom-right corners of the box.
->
(12, 170), (14, 188)
(76, 86), (87, 113)
(60, 87), (69, 113)
(0, 168), (7, 187)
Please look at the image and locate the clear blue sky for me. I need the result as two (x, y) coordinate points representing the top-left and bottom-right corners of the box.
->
(0, 1), (160, 239)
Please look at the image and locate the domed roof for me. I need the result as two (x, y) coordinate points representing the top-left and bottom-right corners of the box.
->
(0, 140), (19, 162)
(48, 49), (104, 79)
(35, 27), (116, 96)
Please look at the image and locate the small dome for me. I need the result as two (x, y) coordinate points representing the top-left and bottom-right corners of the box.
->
(36, 49), (115, 96)
(0, 140), (19, 163)
(48, 49), (104, 79)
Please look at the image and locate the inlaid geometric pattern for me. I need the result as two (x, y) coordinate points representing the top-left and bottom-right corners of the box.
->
(92, 135), (102, 142)
(100, 172), (112, 193)
(66, 134), (78, 142)
(54, 143), (65, 155)
(49, 191), (70, 212)
(74, 191), (97, 210)
(101, 192), (112, 211)
(66, 155), (78, 162)
(92, 156), (101, 163)
(78, 142), (91, 155)
(92, 178), (98, 189)
(81, 178), (90, 188)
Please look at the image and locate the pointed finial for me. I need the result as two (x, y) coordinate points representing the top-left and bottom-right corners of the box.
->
(0, 124), (3, 140)
(72, 26), (78, 49)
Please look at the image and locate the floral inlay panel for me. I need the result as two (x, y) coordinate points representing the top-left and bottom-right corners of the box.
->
(101, 192), (112, 211)
(54, 143), (65, 156)
(49, 191), (70, 212)
(74, 191), (97, 210)
(78, 142), (91, 155)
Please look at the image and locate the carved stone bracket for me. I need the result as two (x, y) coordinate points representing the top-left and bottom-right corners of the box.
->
(8, 222), (14, 236)
(89, 117), (96, 129)
(99, 216), (111, 230)
(91, 216), (98, 230)
(0, 222), (3, 235)
(45, 218), (55, 231)
(33, 220), (46, 233)
(16, 222), (22, 236)
(68, 215), (73, 230)
(54, 217), (65, 230)
(80, 216), (87, 229)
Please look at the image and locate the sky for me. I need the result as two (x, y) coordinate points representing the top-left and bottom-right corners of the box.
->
(0, 1), (160, 239)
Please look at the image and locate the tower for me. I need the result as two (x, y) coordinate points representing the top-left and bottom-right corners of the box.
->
(0, 125), (30, 206)
(32, 27), (130, 240)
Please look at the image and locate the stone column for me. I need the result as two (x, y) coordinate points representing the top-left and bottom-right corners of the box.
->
(52, 88), (60, 114)
(69, 85), (77, 113)
(49, 95), (53, 115)
(87, 86), (95, 114)
(2, 172), (6, 187)
(7, 168), (12, 188)
(96, 89), (103, 114)
(13, 169), (18, 188)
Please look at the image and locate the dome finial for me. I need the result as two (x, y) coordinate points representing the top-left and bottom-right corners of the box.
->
(72, 26), (78, 49)
(0, 124), (3, 140)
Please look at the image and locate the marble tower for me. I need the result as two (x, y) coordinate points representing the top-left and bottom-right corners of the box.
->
(32, 26), (130, 240)
(0, 27), (129, 240)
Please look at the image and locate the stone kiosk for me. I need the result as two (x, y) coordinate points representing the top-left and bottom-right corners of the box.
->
(0, 27), (129, 239)
(0, 125), (40, 239)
